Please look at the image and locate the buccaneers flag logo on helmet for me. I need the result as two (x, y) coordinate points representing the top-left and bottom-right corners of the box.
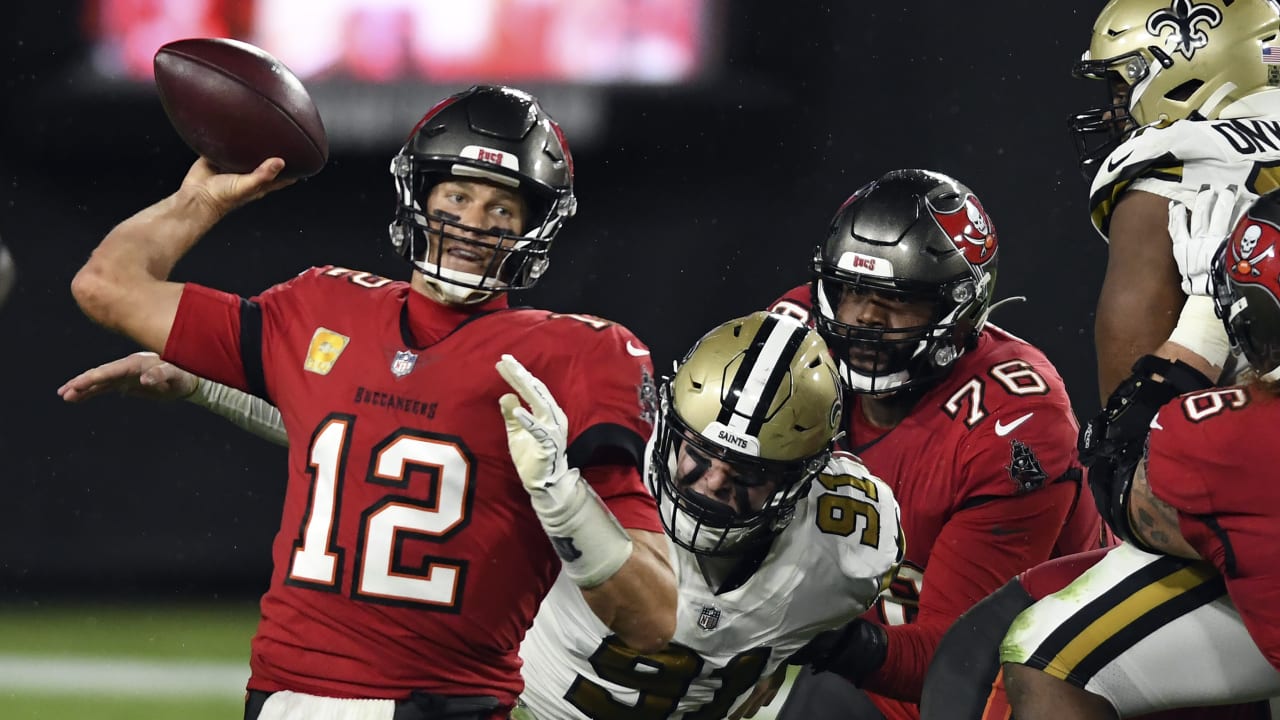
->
(928, 194), (998, 266)
(1228, 219), (1280, 287)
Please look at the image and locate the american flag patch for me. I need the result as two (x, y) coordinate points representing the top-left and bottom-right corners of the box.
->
(1263, 46), (1280, 64)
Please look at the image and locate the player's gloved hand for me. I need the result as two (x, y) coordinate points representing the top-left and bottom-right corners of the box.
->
(57, 351), (199, 403)
(496, 353), (633, 588)
(1078, 355), (1212, 549)
(1169, 184), (1243, 296)
(498, 354), (574, 498)
(787, 618), (888, 686)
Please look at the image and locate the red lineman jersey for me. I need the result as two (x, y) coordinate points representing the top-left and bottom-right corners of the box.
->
(162, 266), (663, 708)
(1148, 385), (1280, 671)
(771, 285), (1108, 719)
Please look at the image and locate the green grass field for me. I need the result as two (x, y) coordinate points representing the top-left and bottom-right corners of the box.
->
(0, 603), (258, 720)
(0, 603), (798, 720)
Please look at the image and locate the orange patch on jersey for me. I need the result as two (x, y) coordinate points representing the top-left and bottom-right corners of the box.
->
(304, 327), (350, 375)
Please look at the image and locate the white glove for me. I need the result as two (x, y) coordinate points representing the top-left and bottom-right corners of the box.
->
(497, 353), (573, 497)
(1168, 185), (1242, 296)
(496, 353), (633, 587)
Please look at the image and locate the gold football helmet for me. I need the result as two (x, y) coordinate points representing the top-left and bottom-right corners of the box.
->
(648, 311), (844, 556)
(1070, 0), (1280, 175)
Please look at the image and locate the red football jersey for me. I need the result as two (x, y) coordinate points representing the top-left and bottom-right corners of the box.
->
(1147, 385), (1280, 671)
(770, 284), (1106, 719)
(163, 266), (662, 707)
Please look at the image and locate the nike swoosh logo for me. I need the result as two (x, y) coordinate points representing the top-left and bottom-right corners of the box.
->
(1105, 151), (1133, 173)
(625, 341), (650, 357)
(994, 412), (1034, 437)
(1149, 416), (1164, 431)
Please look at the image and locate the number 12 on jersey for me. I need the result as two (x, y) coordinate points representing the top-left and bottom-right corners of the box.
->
(288, 413), (477, 609)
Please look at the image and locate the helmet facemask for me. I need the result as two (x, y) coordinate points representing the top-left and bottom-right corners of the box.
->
(1069, 53), (1155, 179)
(645, 311), (843, 557)
(388, 85), (577, 304)
(814, 172), (993, 392)
(648, 386), (828, 557)
(1071, 0), (1280, 180)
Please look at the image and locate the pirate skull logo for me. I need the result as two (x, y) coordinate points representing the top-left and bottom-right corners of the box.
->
(1231, 223), (1276, 277)
(929, 193), (998, 267)
(1146, 0), (1224, 61)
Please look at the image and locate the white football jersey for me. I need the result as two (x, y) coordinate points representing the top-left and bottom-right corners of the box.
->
(518, 453), (903, 720)
(1088, 100), (1280, 248)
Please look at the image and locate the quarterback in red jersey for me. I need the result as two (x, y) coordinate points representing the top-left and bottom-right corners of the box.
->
(1001, 190), (1280, 718)
(769, 169), (1108, 720)
(67, 85), (676, 719)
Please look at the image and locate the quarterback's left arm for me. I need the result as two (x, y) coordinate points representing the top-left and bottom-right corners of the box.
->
(58, 351), (288, 446)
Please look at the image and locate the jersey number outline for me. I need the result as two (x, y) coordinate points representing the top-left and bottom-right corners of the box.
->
(565, 635), (771, 720)
(1180, 387), (1250, 423)
(942, 359), (1050, 428)
(877, 562), (923, 626)
(287, 413), (476, 611)
(814, 472), (882, 548)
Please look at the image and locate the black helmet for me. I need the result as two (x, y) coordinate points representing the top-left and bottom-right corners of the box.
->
(811, 169), (999, 394)
(389, 85), (577, 303)
(1212, 189), (1280, 381)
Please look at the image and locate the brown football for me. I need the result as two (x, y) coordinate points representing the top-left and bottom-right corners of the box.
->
(153, 38), (328, 179)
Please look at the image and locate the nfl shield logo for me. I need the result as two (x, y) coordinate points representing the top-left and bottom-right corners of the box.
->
(390, 350), (418, 378)
(697, 605), (721, 631)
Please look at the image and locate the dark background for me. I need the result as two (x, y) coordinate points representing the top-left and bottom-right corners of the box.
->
(0, 2), (1106, 599)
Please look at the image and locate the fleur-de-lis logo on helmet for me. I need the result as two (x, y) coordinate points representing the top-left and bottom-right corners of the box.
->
(1146, 0), (1224, 60)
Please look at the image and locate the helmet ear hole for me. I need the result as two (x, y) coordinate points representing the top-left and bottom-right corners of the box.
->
(1166, 79), (1204, 102)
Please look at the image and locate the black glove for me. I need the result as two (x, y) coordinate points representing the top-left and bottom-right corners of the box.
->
(1078, 355), (1212, 548)
(788, 618), (888, 686)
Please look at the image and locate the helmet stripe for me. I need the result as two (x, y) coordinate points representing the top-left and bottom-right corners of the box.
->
(718, 315), (811, 438)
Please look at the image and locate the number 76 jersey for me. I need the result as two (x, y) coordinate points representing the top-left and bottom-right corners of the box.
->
(519, 453), (904, 720)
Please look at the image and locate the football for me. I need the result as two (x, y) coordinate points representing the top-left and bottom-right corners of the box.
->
(153, 38), (328, 179)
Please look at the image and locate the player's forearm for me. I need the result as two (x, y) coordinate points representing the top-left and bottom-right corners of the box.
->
(1096, 190), (1185, 402)
(187, 378), (289, 447)
(861, 619), (947, 701)
(72, 189), (224, 336)
(1095, 291), (1181, 403)
(582, 530), (677, 653)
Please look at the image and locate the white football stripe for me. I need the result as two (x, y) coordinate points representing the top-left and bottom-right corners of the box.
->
(727, 319), (801, 434)
(0, 654), (248, 697)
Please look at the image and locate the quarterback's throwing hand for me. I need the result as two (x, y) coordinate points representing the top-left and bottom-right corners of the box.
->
(1169, 184), (1244, 296)
(497, 354), (571, 492)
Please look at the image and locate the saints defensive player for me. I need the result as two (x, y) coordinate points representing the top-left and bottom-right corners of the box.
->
(518, 311), (903, 720)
